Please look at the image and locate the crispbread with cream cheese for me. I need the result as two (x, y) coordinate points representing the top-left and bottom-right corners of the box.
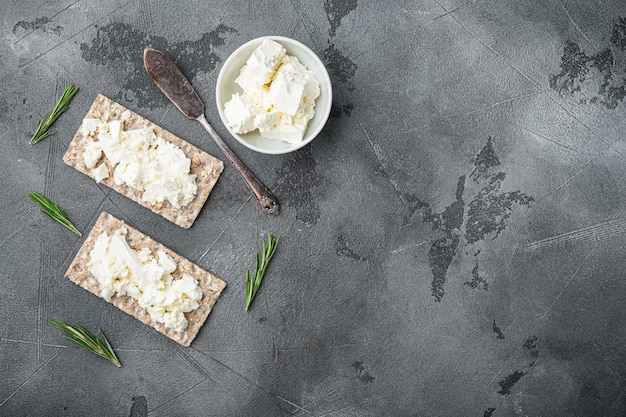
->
(63, 94), (223, 229)
(65, 212), (226, 347)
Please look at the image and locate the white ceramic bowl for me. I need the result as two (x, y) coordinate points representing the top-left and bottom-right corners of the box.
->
(215, 36), (332, 155)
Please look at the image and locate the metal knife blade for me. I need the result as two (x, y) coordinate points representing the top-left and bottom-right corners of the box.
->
(143, 48), (204, 119)
(143, 48), (280, 215)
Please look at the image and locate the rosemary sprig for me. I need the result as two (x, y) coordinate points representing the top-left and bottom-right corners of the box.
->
(50, 320), (122, 367)
(29, 192), (82, 236)
(30, 83), (79, 144)
(245, 233), (280, 311)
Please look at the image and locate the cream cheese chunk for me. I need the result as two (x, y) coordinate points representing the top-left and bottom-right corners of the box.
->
(223, 93), (260, 134)
(87, 229), (203, 332)
(224, 39), (320, 143)
(235, 38), (286, 92)
(269, 57), (308, 115)
(93, 163), (110, 183)
(82, 119), (197, 208)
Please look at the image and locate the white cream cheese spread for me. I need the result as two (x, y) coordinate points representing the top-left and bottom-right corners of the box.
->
(223, 39), (320, 144)
(82, 119), (197, 208)
(87, 229), (203, 332)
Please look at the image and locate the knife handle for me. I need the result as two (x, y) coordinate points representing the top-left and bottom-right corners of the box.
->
(196, 114), (280, 215)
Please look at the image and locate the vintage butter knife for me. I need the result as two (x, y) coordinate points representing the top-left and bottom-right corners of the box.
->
(143, 48), (280, 215)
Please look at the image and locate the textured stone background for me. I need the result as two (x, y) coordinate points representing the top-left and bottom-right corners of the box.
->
(2, 0), (626, 416)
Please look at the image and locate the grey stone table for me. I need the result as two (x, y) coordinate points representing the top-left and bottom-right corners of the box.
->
(2, 1), (626, 416)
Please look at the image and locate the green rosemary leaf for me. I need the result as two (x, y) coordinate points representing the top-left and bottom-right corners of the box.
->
(30, 83), (79, 144)
(100, 329), (122, 367)
(245, 233), (280, 311)
(50, 320), (122, 367)
(29, 192), (82, 236)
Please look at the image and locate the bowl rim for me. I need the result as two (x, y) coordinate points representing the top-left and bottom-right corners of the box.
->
(215, 35), (332, 155)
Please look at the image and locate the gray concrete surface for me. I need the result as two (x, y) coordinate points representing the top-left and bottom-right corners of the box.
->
(2, 0), (626, 416)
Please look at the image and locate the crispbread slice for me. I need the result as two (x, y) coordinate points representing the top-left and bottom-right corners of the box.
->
(65, 212), (226, 347)
(63, 94), (224, 229)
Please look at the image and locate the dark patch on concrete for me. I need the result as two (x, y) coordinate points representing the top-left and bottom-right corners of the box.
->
(401, 192), (432, 226)
(492, 320), (505, 339)
(323, 44), (357, 119)
(343, 102), (355, 116)
(324, 43), (358, 85)
(484, 408), (496, 417)
(465, 173), (534, 244)
(550, 17), (626, 109)
(428, 236), (460, 301)
(465, 263), (489, 290)
(466, 139), (533, 245)
(524, 335), (539, 366)
(496, 336), (539, 396)
(330, 102), (355, 118)
(550, 41), (590, 95)
(428, 175), (467, 234)
(258, 317), (268, 323)
(13, 17), (63, 35)
(358, 374), (375, 384)
(497, 370), (526, 395)
(274, 146), (323, 225)
(320, 1), (357, 119)
(80, 22), (235, 109)
(409, 138), (532, 301)
(129, 396), (147, 417)
(523, 335), (539, 356)
(352, 361), (375, 385)
(426, 176), (465, 302)
(611, 17), (626, 51)
(471, 136), (500, 179)
(324, 0), (358, 38)
(335, 235), (366, 261)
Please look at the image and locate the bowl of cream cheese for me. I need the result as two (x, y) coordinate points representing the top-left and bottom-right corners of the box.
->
(216, 36), (332, 154)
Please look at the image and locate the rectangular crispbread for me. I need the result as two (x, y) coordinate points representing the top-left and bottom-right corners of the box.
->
(65, 212), (226, 347)
(63, 94), (224, 229)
